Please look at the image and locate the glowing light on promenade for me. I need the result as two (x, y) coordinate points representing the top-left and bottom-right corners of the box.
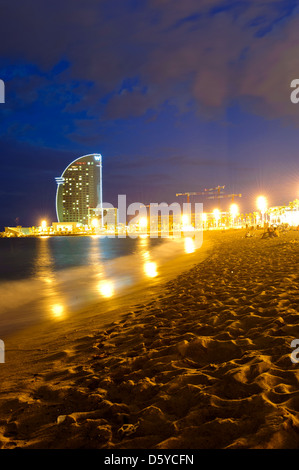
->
(98, 280), (114, 298)
(144, 261), (158, 278)
(181, 214), (193, 232)
(139, 217), (147, 229)
(257, 196), (268, 224)
(181, 214), (189, 226)
(213, 209), (220, 219)
(91, 218), (99, 228)
(257, 196), (267, 212)
(213, 209), (221, 227)
(230, 203), (239, 218)
(41, 220), (47, 230)
(230, 203), (239, 226)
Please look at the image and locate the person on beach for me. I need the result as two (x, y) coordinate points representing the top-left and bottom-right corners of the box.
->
(261, 227), (270, 239)
(261, 226), (279, 239)
(245, 231), (253, 238)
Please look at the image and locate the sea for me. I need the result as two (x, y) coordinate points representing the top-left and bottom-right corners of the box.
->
(0, 234), (201, 338)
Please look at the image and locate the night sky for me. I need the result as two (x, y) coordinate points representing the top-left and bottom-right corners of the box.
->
(1, 0), (299, 230)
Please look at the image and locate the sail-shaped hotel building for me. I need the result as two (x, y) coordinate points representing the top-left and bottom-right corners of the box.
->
(55, 154), (103, 225)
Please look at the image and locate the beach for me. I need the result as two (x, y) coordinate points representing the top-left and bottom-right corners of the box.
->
(0, 228), (299, 449)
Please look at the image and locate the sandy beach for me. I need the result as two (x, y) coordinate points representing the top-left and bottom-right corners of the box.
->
(0, 228), (299, 449)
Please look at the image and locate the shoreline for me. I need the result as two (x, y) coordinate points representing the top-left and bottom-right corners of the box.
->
(0, 233), (210, 340)
(0, 229), (206, 239)
(0, 229), (299, 449)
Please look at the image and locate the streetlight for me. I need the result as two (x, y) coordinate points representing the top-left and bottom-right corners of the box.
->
(213, 209), (221, 227)
(139, 216), (147, 232)
(181, 214), (189, 225)
(91, 218), (99, 229)
(41, 220), (47, 232)
(230, 203), (239, 227)
(181, 214), (191, 229)
(257, 196), (268, 225)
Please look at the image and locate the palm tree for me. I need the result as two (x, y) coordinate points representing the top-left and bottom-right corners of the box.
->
(247, 212), (254, 225)
(253, 211), (259, 225)
(289, 199), (299, 211)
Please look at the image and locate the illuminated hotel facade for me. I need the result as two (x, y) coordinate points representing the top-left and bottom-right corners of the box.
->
(55, 154), (103, 225)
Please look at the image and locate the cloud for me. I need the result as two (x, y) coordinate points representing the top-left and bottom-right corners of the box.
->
(238, 14), (299, 123)
(1, 0), (299, 128)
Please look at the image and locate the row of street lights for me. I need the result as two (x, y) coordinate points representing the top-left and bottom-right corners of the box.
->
(38, 196), (269, 233)
(212, 196), (267, 227)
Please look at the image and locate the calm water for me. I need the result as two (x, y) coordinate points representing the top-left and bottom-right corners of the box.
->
(0, 236), (163, 282)
(0, 235), (200, 337)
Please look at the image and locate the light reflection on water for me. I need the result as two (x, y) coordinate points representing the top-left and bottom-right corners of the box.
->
(184, 237), (196, 254)
(35, 234), (161, 321)
(0, 234), (202, 334)
(144, 261), (158, 278)
(97, 280), (115, 298)
(34, 237), (67, 321)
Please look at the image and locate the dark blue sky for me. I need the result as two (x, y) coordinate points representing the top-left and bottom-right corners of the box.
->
(1, 0), (299, 229)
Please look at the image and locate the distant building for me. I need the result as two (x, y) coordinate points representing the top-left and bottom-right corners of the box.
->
(55, 154), (103, 225)
(52, 222), (83, 234)
(4, 226), (32, 236)
(269, 206), (299, 226)
(88, 207), (118, 230)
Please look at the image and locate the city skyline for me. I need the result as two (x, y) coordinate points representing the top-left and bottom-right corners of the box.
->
(1, 1), (299, 229)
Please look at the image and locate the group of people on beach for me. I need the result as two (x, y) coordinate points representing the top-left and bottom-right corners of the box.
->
(245, 224), (280, 239)
(260, 226), (279, 239)
(244, 222), (299, 239)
